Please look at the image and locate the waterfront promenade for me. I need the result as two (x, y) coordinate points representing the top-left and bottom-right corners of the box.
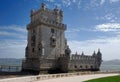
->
(0, 72), (119, 82)
(34, 73), (119, 82)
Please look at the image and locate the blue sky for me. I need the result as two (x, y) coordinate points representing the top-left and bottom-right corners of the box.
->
(0, 0), (120, 60)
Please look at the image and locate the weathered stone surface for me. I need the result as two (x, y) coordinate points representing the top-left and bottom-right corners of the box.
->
(22, 3), (102, 73)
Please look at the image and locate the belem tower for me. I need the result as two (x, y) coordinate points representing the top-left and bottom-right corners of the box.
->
(22, 3), (102, 73)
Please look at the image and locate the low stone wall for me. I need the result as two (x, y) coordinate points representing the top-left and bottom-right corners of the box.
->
(0, 71), (119, 82)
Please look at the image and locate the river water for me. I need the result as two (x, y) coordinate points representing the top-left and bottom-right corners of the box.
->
(0, 59), (120, 72)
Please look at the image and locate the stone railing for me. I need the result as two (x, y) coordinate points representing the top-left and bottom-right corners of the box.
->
(0, 71), (119, 82)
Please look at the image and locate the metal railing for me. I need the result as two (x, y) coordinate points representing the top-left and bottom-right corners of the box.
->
(0, 65), (21, 72)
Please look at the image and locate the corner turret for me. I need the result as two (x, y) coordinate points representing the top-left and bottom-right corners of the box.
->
(96, 49), (102, 69)
(41, 3), (46, 10)
(92, 51), (96, 56)
(53, 5), (63, 23)
(65, 46), (71, 57)
(97, 49), (102, 58)
(75, 52), (78, 55)
(81, 51), (84, 55)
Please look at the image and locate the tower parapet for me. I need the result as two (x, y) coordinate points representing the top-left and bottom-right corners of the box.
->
(69, 50), (102, 71)
(96, 49), (102, 66)
(28, 3), (66, 30)
(22, 3), (102, 73)
(22, 3), (67, 73)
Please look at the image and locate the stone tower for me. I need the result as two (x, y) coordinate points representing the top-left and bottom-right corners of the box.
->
(22, 3), (67, 73)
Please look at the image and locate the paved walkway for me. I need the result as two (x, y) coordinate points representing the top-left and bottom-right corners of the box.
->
(35, 73), (119, 82)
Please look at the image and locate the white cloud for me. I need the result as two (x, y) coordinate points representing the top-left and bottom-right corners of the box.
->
(68, 36), (120, 60)
(49, 0), (54, 2)
(66, 27), (93, 33)
(0, 40), (26, 58)
(66, 28), (81, 33)
(72, 0), (76, 3)
(96, 0), (120, 5)
(86, 0), (120, 10)
(36, 0), (54, 3)
(0, 25), (27, 58)
(109, 0), (120, 3)
(96, 12), (120, 23)
(0, 31), (27, 40)
(90, 0), (100, 6)
(0, 31), (16, 36)
(100, 0), (120, 5)
(77, 0), (81, 9)
(103, 13), (118, 22)
(100, 0), (105, 5)
(0, 25), (27, 39)
(54, 3), (61, 8)
(0, 25), (26, 32)
(53, 0), (81, 9)
(62, 0), (71, 7)
(95, 23), (120, 32)
(34, 0), (120, 10)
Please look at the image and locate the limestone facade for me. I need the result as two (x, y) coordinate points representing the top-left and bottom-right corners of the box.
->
(22, 3), (67, 72)
(69, 50), (102, 71)
(22, 3), (102, 73)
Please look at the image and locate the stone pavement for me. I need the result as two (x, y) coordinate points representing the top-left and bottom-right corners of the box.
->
(34, 73), (119, 82)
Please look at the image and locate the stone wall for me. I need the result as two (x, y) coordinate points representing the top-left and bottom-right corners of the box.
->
(69, 54), (98, 71)
(22, 3), (67, 72)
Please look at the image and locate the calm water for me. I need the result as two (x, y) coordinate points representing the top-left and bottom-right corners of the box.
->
(100, 64), (120, 72)
(0, 59), (120, 72)
(0, 59), (22, 72)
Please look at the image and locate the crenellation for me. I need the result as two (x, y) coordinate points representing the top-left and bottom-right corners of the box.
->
(69, 50), (102, 71)
(30, 5), (63, 24)
(22, 3), (102, 73)
(27, 17), (66, 30)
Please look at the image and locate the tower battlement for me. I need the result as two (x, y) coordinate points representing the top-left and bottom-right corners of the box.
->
(22, 3), (102, 74)
(30, 3), (63, 23)
(27, 16), (66, 30)
(28, 3), (66, 30)
(22, 3), (68, 73)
